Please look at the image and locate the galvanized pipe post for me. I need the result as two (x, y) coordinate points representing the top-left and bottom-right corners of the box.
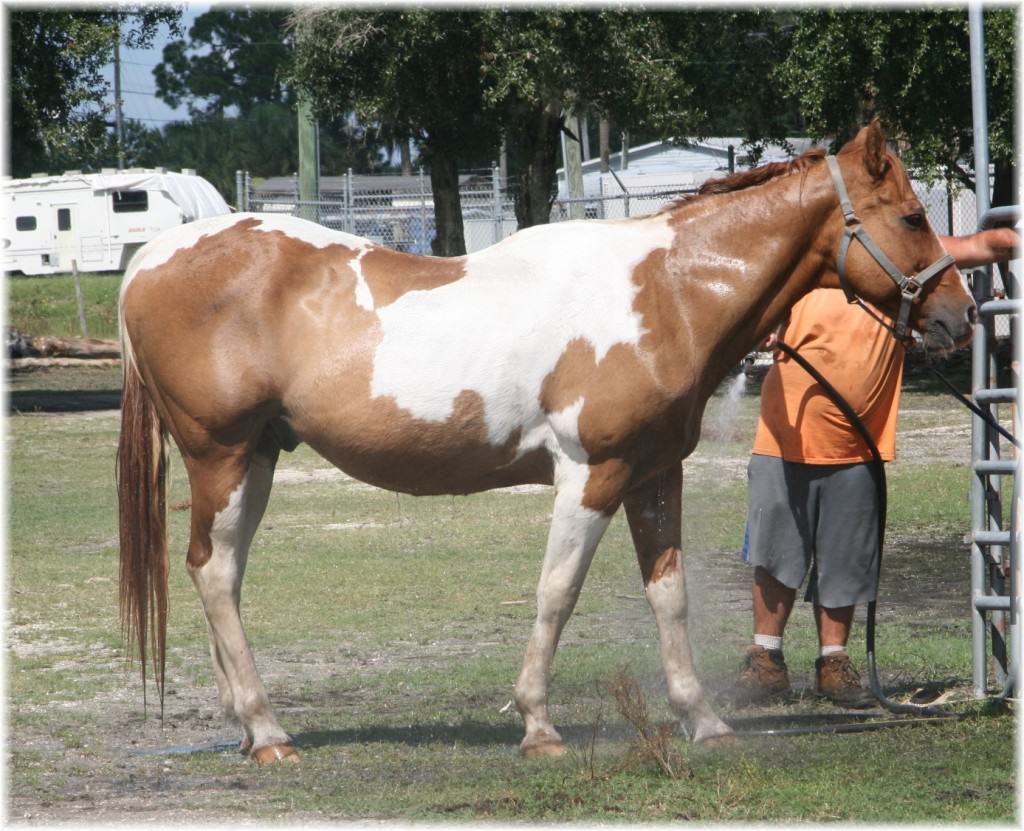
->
(235, 170), (245, 212)
(968, 4), (1018, 698)
(491, 163), (502, 246)
(968, 2), (991, 698)
(346, 169), (354, 234)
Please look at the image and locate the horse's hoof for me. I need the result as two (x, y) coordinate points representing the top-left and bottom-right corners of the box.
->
(520, 738), (567, 758)
(239, 736), (253, 756)
(251, 743), (300, 764)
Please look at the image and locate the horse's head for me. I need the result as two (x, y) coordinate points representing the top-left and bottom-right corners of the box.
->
(820, 120), (976, 356)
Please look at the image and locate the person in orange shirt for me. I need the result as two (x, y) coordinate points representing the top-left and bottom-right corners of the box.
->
(737, 226), (1019, 707)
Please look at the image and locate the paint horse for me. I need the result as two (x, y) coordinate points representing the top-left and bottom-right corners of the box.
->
(118, 121), (974, 764)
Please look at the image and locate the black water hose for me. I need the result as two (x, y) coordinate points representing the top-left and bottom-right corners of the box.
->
(773, 340), (948, 718)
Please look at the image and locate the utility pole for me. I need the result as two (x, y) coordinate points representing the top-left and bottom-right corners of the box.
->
(562, 112), (585, 220)
(113, 19), (125, 169)
(297, 94), (320, 222)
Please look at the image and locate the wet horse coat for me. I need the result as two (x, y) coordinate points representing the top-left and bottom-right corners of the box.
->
(118, 122), (975, 763)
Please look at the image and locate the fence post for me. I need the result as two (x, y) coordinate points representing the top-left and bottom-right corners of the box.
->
(491, 162), (502, 245)
(71, 259), (88, 339)
(419, 167), (427, 253)
(346, 168), (354, 234)
(235, 170), (244, 211)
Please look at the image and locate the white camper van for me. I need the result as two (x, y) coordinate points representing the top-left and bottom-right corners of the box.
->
(2, 168), (231, 275)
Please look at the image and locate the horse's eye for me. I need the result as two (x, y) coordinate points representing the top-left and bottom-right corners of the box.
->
(903, 213), (925, 230)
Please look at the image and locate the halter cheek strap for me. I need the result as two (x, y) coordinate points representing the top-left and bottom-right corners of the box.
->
(825, 155), (955, 343)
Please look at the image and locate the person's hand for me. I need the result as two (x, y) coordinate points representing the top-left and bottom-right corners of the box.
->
(939, 228), (1020, 268)
(759, 319), (787, 351)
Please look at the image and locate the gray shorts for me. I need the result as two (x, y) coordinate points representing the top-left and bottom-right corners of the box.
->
(744, 453), (881, 607)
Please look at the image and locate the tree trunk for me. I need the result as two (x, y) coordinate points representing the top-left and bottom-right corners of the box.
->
(428, 151), (467, 257)
(992, 157), (1017, 210)
(400, 140), (413, 177)
(510, 100), (563, 229)
(992, 157), (1019, 303)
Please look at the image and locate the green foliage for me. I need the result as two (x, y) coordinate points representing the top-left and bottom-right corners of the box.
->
(666, 12), (804, 153)
(290, 10), (498, 164)
(477, 10), (692, 135)
(8, 8), (182, 177)
(154, 8), (292, 117)
(778, 8), (1017, 185)
(7, 273), (123, 340)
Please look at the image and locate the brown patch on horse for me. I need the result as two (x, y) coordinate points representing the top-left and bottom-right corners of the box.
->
(644, 546), (681, 585)
(580, 457), (632, 515)
(182, 448), (254, 570)
(302, 379), (552, 495)
(359, 247), (467, 308)
(539, 337), (598, 414)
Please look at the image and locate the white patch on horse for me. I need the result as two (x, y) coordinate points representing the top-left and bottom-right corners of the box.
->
(350, 247), (376, 310)
(703, 279), (736, 298)
(368, 217), (675, 448)
(247, 212), (370, 250)
(123, 213), (370, 286)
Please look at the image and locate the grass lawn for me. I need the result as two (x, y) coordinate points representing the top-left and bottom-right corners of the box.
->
(7, 272), (123, 340)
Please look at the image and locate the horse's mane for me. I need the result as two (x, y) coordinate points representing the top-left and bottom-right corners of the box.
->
(663, 147), (827, 210)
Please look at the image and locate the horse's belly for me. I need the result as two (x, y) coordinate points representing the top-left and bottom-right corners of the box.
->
(287, 394), (555, 496)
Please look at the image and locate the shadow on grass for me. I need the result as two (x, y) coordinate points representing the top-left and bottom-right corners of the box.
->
(7, 363), (122, 413)
(293, 719), (525, 750)
(9, 388), (121, 413)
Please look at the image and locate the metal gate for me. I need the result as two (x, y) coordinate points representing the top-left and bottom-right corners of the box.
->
(969, 205), (1020, 698)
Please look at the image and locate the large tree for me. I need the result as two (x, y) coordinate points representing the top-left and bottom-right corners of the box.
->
(289, 10), (499, 256)
(289, 10), (697, 252)
(126, 106), (396, 200)
(664, 12), (803, 155)
(8, 8), (181, 176)
(154, 8), (292, 117)
(777, 8), (1017, 204)
(151, 7), (396, 194)
(478, 10), (696, 228)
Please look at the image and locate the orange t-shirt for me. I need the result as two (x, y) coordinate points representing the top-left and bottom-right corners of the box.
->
(752, 289), (904, 464)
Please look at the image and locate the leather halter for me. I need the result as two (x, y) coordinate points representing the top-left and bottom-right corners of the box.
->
(825, 155), (955, 343)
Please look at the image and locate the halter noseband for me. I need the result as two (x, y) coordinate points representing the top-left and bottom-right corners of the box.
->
(825, 155), (955, 344)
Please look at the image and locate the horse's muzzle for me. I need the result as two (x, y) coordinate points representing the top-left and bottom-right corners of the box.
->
(923, 307), (975, 355)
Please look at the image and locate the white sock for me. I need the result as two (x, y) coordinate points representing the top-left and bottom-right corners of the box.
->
(754, 633), (783, 652)
(820, 644), (846, 657)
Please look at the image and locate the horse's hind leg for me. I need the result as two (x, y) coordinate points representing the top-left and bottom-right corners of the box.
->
(623, 465), (733, 744)
(183, 432), (297, 763)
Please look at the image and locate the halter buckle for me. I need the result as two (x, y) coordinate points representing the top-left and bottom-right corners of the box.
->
(900, 277), (923, 302)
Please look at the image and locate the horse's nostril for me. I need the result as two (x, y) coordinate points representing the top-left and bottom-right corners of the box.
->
(966, 305), (978, 325)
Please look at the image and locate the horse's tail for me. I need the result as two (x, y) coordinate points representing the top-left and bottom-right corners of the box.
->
(116, 335), (169, 712)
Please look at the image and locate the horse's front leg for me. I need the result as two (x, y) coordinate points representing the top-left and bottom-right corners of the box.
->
(623, 464), (733, 744)
(514, 469), (616, 757)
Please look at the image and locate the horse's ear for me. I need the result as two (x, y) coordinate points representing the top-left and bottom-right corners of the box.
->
(863, 118), (889, 180)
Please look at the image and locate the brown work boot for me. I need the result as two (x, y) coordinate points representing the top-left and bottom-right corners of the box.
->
(815, 652), (877, 709)
(735, 645), (790, 704)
